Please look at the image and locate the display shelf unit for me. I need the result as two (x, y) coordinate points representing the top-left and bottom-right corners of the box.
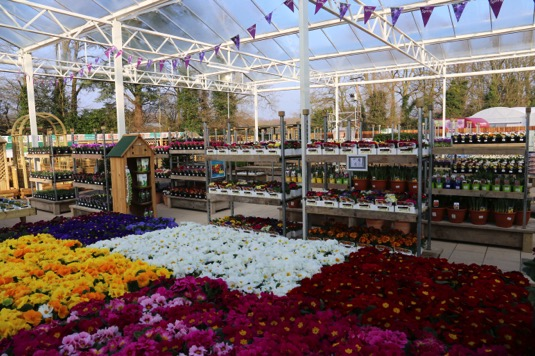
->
(70, 143), (112, 217)
(27, 148), (74, 215)
(108, 134), (157, 217)
(205, 114), (299, 236)
(164, 147), (229, 212)
(428, 113), (532, 251)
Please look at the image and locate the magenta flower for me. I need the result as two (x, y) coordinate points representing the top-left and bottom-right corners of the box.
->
(188, 345), (207, 355)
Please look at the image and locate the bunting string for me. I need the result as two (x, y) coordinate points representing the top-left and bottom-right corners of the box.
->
(63, 0), (511, 83)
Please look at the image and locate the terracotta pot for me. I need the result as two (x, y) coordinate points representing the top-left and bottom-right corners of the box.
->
(366, 219), (386, 230)
(408, 181), (418, 196)
(370, 180), (387, 191)
(446, 208), (467, 223)
(391, 221), (412, 234)
(494, 211), (515, 228)
(469, 210), (489, 225)
(514, 210), (531, 226)
(353, 178), (369, 191)
(431, 207), (446, 221)
(287, 200), (301, 209)
(390, 180), (407, 193)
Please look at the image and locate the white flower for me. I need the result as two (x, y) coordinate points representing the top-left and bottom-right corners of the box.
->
(90, 222), (355, 296)
(38, 303), (54, 319)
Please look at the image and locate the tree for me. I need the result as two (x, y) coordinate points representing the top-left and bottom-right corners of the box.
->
(211, 91), (238, 130)
(445, 78), (468, 118)
(364, 90), (388, 130)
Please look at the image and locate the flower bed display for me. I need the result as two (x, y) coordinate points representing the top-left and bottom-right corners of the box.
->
(207, 140), (301, 156)
(90, 222), (352, 296)
(452, 132), (526, 144)
(76, 194), (112, 211)
(289, 248), (533, 354)
(211, 215), (302, 237)
(0, 212), (177, 244)
(73, 172), (109, 185)
(0, 234), (171, 339)
(0, 198), (30, 211)
(164, 187), (206, 199)
(152, 145), (170, 154)
(154, 168), (171, 178)
(169, 139), (205, 151)
(171, 165), (206, 177)
(30, 170), (73, 180)
(32, 188), (75, 201)
(28, 146), (72, 155)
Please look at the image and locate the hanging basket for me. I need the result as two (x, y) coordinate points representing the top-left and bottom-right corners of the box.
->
(446, 208), (467, 224)
(390, 180), (407, 193)
(514, 210), (531, 226)
(494, 212), (515, 228)
(370, 180), (387, 191)
(431, 207), (446, 222)
(469, 210), (489, 225)
(353, 178), (369, 190)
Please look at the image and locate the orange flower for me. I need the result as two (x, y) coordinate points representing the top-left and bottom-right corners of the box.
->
(22, 310), (42, 326)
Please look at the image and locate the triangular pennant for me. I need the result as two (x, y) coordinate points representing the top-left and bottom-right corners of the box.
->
(184, 55), (191, 69)
(146, 59), (153, 69)
(247, 24), (257, 39)
(63, 77), (67, 84)
(339, 3), (350, 20)
(69, 73), (74, 80)
(115, 50), (123, 58)
(136, 57), (142, 68)
(420, 6), (434, 27)
(104, 48), (111, 59)
(78, 68), (84, 77)
(452, 2), (467, 22)
(231, 35), (240, 50)
(159, 60), (165, 72)
(364, 6), (376, 24)
(214, 44), (221, 56)
(127, 55), (133, 64)
(315, 0), (327, 14)
(265, 12), (273, 24)
(199, 51), (205, 62)
(87, 63), (92, 74)
(95, 58), (100, 64)
(391, 7), (403, 26)
(489, 0), (504, 19)
(284, 0), (294, 13)
(172, 59), (178, 70)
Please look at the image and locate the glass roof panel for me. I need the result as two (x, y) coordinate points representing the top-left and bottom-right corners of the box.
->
(490, 0), (533, 31)
(321, 25), (363, 52)
(250, 38), (294, 61)
(498, 31), (534, 53)
(425, 44), (447, 61)
(339, 53), (375, 71)
(469, 37), (500, 57)
(414, 5), (455, 41)
(441, 39), (471, 59)
(308, 28), (338, 56)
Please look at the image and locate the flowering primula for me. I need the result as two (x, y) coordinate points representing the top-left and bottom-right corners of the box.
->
(0, 234), (171, 338)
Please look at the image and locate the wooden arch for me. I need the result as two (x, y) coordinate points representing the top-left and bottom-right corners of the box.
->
(11, 113), (68, 188)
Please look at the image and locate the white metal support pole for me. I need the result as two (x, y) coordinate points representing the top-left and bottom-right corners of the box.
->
(334, 76), (339, 141)
(254, 87), (259, 142)
(442, 67), (447, 138)
(299, 0), (310, 142)
(22, 53), (38, 147)
(112, 20), (126, 137)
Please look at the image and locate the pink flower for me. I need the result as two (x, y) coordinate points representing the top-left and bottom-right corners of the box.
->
(139, 313), (162, 325)
(188, 345), (207, 355)
(213, 342), (233, 355)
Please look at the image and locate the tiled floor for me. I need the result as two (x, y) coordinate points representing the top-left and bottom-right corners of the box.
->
(1, 202), (533, 280)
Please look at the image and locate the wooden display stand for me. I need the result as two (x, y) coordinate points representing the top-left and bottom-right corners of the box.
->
(108, 135), (157, 217)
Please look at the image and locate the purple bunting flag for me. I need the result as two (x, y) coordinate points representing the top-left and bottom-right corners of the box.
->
(127, 55), (133, 64)
(489, 0), (504, 19)
(339, 3), (350, 20)
(78, 68), (84, 77)
(146, 59), (153, 69)
(115, 50), (123, 58)
(214, 44), (221, 56)
(95, 58), (100, 64)
(247, 24), (257, 39)
(184, 55), (191, 69)
(452, 2), (467, 22)
(63, 77), (67, 84)
(231, 35), (240, 50)
(315, 0), (327, 15)
(265, 12), (273, 24)
(159, 60), (165, 72)
(391, 7), (403, 26)
(172, 59), (178, 70)
(420, 6), (434, 27)
(87, 63), (92, 74)
(199, 51), (205, 63)
(69, 73), (74, 81)
(284, 0), (294, 13)
(104, 48), (111, 59)
(364, 6), (376, 24)
(136, 57), (142, 68)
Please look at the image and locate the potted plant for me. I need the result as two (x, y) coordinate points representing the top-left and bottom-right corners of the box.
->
(431, 197), (446, 222)
(493, 199), (516, 228)
(369, 165), (388, 191)
(468, 197), (489, 225)
(352, 170), (369, 190)
(514, 200), (531, 226)
(447, 199), (467, 223)
(407, 166), (419, 196)
(389, 166), (407, 193)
